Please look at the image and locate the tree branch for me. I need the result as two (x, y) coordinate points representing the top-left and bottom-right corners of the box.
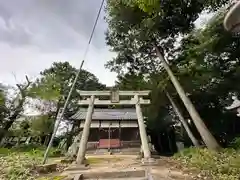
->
(16, 76), (32, 96)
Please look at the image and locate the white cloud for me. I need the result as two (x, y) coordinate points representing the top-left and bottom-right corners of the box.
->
(0, 0), (117, 87)
(0, 43), (116, 86)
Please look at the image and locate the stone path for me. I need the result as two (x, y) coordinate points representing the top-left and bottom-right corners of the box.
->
(61, 155), (193, 180)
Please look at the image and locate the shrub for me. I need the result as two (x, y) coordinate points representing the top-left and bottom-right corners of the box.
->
(0, 153), (41, 180)
(49, 148), (63, 157)
(3, 144), (64, 158)
(0, 144), (65, 179)
(12, 144), (44, 152)
(230, 137), (240, 149)
(175, 148), (240, 180)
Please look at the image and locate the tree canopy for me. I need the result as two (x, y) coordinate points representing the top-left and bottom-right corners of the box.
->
(105, 0), (240, 146)
(105, 0), (229, 75)
(29, 61), (106, 118)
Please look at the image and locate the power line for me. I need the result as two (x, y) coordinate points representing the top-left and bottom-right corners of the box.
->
(42, 0), (105, 164)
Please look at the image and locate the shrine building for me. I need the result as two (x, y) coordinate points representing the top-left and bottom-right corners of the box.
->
(71, 108), (141, 151)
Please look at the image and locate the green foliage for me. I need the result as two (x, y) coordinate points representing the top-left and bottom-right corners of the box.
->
(26, 61), (107, 149)
(107, 2), (240, 146)
(230, 137), (240, 149)
(13, 144), (44, 152)
(0, 86), (8, 126)
(0, 89), (5, 105)
(29, 61), (106, 120)
(30, 74), (61, 101)
(123, 0), (160, 14)
(7, 116), (54, 141)
(30, 115), (55, 136)
(116, 73), (150, 90)
(175, 148), (240, 180)
(123, 0), (228, 14)
(0, 152), (41, 180)
(30, 61), (105, 102)
(0, 144), (64, 180)
(0, 144), (64, 157)
(106, 0), (229, 75)
(105, 1), (231, 141)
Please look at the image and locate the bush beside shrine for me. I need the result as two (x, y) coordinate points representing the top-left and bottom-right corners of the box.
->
(175, 147), (240, 180)
(0, 144), (65, 180)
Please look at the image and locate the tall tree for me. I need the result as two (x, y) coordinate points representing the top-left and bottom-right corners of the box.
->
(105, 0), (229, 149)
(171, 12), (240, 144)
(29, 62), (106, 148)
(30, 62), (106, 116)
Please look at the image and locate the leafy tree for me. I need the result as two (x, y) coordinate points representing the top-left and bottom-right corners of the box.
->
(0, 85), (8, 125)
(171, 12), (240, 144)
(105, 0), (230, 149)
(0, 77), (32, 143)
(123, 0), (228, 14)
(29, 61), (106, 148)
(29, 115), (55, 145)
(6, 119), (31, 145)
(29, 62), (106, 118)
(105, 0), (229, 74)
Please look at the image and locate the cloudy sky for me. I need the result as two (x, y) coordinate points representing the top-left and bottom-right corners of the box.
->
(0, 0), (117, 86)
(0, 0), (212, 88)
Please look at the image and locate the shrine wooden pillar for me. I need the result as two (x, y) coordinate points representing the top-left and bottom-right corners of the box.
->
(119, 120), (121, 148)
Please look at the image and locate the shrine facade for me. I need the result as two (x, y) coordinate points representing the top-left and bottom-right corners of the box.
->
(71, 108), (141, 150)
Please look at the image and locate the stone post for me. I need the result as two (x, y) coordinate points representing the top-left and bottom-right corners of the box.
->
(166, 91), (200, 147)
(155, 46), (220, 150)
(76, 95), (95, 164)
(134, 94), (151, 159)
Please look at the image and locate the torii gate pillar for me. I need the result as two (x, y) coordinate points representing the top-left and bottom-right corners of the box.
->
(134, 94), (151, 159)
(76, 95), (95, 164)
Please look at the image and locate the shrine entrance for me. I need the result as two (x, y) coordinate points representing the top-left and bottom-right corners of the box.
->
(72, 90), (152, 164)
(98, 126), (120, 149)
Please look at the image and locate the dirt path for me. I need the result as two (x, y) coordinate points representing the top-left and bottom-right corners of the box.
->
(61, 155), (194, 179)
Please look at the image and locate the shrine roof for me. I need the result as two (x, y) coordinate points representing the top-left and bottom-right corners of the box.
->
(70, 108), (138, 120)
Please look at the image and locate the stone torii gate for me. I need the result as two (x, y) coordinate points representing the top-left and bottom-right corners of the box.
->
(76, 90), (152, 164)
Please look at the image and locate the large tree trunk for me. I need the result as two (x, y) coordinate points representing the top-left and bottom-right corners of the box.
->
(165, 91), (200, 147)
(155, 46), (220, 150)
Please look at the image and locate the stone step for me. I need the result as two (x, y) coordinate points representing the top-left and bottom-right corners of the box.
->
(85, 178), (148, 180)
(66, 174), (154, 180)
(64, 170), (147, 179)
